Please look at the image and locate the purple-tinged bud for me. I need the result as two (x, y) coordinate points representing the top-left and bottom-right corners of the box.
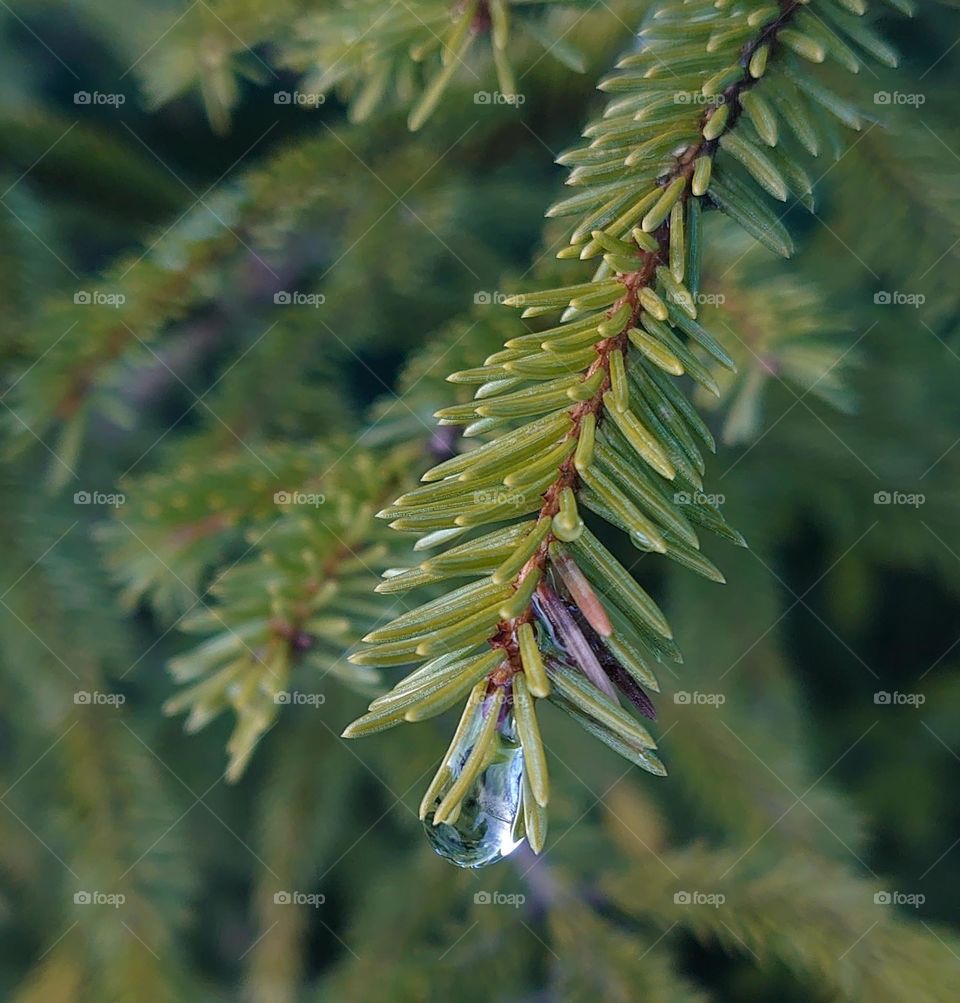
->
(534, 584), (618, 701)
(551, 547), (613, 637)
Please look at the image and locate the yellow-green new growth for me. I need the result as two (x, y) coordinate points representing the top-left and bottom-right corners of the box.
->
(344, 0), (906, 865)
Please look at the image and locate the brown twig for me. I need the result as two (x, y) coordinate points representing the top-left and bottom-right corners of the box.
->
(486, 0), (805, 686)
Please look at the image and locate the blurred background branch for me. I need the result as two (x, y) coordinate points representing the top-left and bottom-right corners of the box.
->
(1, 0), (958, 999)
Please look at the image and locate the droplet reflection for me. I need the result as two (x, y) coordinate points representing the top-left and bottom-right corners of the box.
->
(423, 710), (525, 868)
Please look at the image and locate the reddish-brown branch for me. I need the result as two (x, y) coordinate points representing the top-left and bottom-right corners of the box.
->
(665, 0), (804, 191)
(487, 252), (660, 685)
(486, 0), (805, 686)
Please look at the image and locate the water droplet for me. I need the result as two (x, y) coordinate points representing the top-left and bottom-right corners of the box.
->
(423, 711), (525, 868)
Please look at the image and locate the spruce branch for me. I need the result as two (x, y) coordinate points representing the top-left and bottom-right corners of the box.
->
(7, 0), (960, 993)
(7, 121), (513, 484)
(97, 442), (338, 616)
(607, 845), (960, 1001)
(344, 0), (908, 863)
(100, 444), (417, 781)
(694, 228), (858, 444)
(0, 479), (193, 999)
(130, 0), (594, 133)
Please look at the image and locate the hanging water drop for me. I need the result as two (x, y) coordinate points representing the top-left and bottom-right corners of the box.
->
(423, 710), (525, 868)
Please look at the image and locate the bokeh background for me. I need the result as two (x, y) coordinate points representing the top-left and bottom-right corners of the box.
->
(1, 1), (959, 999)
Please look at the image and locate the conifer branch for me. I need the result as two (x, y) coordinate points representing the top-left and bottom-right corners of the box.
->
(7, 0), (960, 993)
(344, 0), (908, 863)
(607, 844), (960, 1000)
(0, 480), (192, 998)
(100, 445), (417, 781)
(8, 121), (506, 484)
(128, 0), (591, 132)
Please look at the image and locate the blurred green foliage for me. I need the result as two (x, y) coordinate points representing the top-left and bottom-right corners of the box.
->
(1, 1), (959, 1000)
